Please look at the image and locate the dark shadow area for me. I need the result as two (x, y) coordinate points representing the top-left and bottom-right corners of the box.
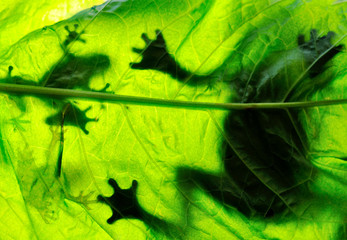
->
(298, 29), (343, 78)
(219, 108), (312, 218)
(131, 29), (344, 219)
(41, 53), (110, 91)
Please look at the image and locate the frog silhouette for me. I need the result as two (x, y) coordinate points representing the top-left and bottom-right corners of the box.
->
(131, 29), (343, 218)
(3, 24), (111, 134)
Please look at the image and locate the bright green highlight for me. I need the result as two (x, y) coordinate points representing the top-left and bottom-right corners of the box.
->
(0, 0), (346, 239)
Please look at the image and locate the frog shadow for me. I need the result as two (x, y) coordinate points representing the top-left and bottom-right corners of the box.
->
(130, 29), (344, 219)
(2, 23), (111, 134)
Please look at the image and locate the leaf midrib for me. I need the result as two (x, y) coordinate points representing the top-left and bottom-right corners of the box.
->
(0, 83), (346, 110)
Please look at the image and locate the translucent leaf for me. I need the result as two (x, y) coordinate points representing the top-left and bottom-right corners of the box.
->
(0, 0), (346, 239)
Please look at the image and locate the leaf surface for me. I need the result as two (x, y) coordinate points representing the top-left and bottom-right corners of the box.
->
(0, 0), (346, 239)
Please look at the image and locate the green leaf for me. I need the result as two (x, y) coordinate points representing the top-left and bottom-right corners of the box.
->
(0, 0), (346, 239)
(0, 0), (105, 54)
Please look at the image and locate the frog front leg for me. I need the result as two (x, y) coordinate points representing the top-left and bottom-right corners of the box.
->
(298, 29), (343, 77)
(97, 178), (141, 224)
(63, 24), (86, 47)
(130, 30), (190, 80)
(45, 103), (98, 135)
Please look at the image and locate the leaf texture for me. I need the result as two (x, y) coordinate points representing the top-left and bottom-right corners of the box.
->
(0, 0), (346, 239)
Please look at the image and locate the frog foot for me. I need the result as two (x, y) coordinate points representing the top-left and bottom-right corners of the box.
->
(38, 201), (58, 223)
(77, 106), (98, 135)
(66, 191), (96, 210)
(130, 30), (190, 80)
(63, 24), (86, 47)
(45, 104), (98, 135)
(130, 30), (170, 70)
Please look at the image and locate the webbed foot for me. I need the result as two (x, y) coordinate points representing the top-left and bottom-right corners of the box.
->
(63, 24), (86, 47)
